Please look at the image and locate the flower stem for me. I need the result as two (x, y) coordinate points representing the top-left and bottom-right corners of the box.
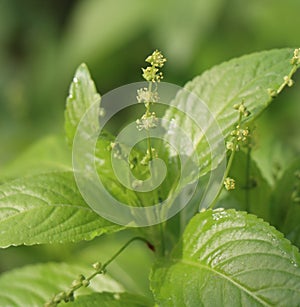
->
(245, 146), (251, 211)
(276, 64), (298, 94)
(45, 237), (153, 307)
(208, 140), (238, 210)
(101, 236), (151, 270)
(146, 81), (153, 161)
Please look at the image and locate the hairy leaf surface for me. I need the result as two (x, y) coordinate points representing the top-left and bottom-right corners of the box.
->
(0, 262), (124, 307)
(151, 209), (300, 306)
(164, 48), (298, 177)
(0, 172), (122, 247)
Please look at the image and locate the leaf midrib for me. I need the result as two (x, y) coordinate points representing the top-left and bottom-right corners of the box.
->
(0, 203), (94, 224)
(175, 258), (273, 307)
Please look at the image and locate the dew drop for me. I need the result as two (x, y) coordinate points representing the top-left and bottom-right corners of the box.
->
(212, 208), (228, 221)
(99, 107), (106, 117)
(290, 260), (298, 268)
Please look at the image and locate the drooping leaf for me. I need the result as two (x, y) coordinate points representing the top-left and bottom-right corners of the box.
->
(0, 171), (123, 247)
(0, 262), (124, 307)
(65, 63), (101, 145)
(164, 48), (298, 178)
(151, 209), (300, 306)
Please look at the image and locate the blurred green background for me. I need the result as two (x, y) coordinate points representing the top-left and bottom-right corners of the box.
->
(0, 0), (299, 281)
(1, 0), (299, 167)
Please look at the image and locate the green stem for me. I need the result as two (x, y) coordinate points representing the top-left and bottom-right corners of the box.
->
(159, 222), (166, 256)
(245, 146), (251, 211)
(276, 64), (298, 94)
(208, 112), (243, 210)
(45, 237), (153, 307)
(146, 130), (153, 160)
(102, 236), (151, 270)
(208, 141), (238, 210)
(146, 81), (154, 161)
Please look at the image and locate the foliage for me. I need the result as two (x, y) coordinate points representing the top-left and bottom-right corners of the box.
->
(151, 209), (300, 306)
(0, 47), (299, 306)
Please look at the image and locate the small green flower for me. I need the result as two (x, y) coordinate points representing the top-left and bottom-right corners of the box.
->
(142, 66), (159, 82)
(233, 101), (250, 117)
(141, 148), (158, 165)
(224, 177), (235, 191)
(291, 48), (300, 65)
(226, 141), (238, 151)
(92, 262), (102, 271)
(231, 125), (249, 142)
(136, 112), (158, 131)
(136, 50), (167, 164)
(142, 50), (166, 82)
(145, 49), (167, 68)
(283, 75), (294, 87)
(137, 87), (159, 103)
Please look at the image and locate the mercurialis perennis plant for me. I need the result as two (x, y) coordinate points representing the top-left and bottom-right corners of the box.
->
(0, 48), (300, 306)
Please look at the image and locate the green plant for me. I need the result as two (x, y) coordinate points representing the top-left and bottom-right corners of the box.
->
(0, 48), (300, 306)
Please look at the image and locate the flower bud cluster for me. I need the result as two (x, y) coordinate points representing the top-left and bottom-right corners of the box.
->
(136, 50), (167, 164)
(291, 48), (300, 65)
(268, 48), (300, 97)
(142, 49), (166, 82)
(226, 102), (250, 151)
(224, 177), (235, 191)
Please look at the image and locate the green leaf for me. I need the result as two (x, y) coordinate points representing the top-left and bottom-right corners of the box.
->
(65, 292), (152, 307)
(251, 118), (297, 187)
(0, 262), (125, 307)
(65, 63), (101, 145)
(151, 209), (300, 306)
(0, 171), (122, 247)
(65, 64), (163, 208)
(164, 48), (298, 177)
(271, 159), (300, 248)
(0, 135), (71, 181)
